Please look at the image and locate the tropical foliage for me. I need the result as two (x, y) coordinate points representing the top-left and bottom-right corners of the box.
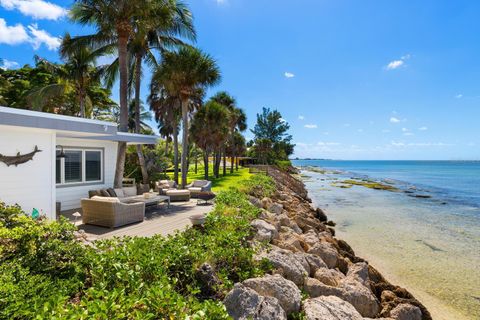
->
(0, 174), (275, 319)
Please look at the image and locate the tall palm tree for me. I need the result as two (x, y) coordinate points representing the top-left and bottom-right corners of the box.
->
(149, 86), (182, 184)
(190, 101), (229, 180)
(152, 46), (220, 187)
(70, 0), (158, 187)
(211, 91), (247, 173)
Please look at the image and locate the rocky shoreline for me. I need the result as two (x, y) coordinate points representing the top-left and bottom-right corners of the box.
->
(223, 167), (431, 320)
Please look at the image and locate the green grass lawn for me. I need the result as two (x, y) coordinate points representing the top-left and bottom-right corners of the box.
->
(168, 165), (252, 193)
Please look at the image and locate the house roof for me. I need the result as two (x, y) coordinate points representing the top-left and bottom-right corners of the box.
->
(0, 106), (159, 145)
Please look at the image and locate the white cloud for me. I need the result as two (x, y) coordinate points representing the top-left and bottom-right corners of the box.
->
(0, 58), (18, 69)
(0, 19), (60, 50)
(284, 72), (295, 78)
(28, 24), (60, 50)
(418, 126), (428, 131)
(298, 115), (304, 120)
(279, 117), (287, 123)
(385, 54), (410, 70)
(401, 127), (408, 132)
(0, 0), (67, 20)
(343, 123), (350, 127)
(304, 124), (317, 129)
(403, 132), (414, 136)
(455, 93), (463, 99)
(216, 0), (226, 4)
(357, 129), (364, 133)
(0, 18), (29, 45)
(391, 141), (452, 147)
(386, 60), (404, 70)
(390, 117), (401, 123)
(317, 142), (340, 146)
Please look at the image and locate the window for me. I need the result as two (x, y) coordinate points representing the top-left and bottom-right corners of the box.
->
(56, 148), (103, 185)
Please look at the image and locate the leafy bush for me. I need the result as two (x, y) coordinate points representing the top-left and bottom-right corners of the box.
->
(0, 175), (275, 319)
(238, 173), (276, 198)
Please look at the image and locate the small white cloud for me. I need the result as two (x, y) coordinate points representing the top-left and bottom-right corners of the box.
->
(317, 142), (340, 146)
(343, 123), (350, 127)
(357, 129), (364, 133)
(385, 54), (410, 70)
(401, 127), (408, 132)
(455, 94), (463, 99)
(0, 18), (29, 45)
(298, 115), (304, 120)
(284, 72), (295, 78)
(418, 126), (428, 131)
(0, 0), (67, 20)
(28, 24), (61, 50)
(390, 117), (401, 123)
(403, 132), (414, 136)
(279, 118), (287, 123)
(304, 124), (317, 129)
(386, 60), (404, 70)
(0, 58), (18, 69)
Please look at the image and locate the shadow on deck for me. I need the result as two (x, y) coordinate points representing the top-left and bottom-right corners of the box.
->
(61, 200), (213, 240)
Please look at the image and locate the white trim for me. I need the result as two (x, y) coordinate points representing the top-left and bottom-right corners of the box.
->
(0, 106), (117, 127)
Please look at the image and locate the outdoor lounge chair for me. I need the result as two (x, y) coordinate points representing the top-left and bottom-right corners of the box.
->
(81, 196), (145, 228)
(186, 180), (212, 198)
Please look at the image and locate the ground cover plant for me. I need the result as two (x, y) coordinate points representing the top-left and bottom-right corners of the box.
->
(0, 174), (274, 319)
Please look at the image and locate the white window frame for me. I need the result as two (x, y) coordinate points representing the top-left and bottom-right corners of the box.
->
(56, 148), (104, 186)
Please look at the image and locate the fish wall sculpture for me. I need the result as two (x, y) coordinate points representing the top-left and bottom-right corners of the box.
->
(0, 146), (42, 167)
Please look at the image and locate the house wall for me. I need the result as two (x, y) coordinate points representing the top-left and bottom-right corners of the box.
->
(56, 137), (118, 211)
(0, 125), (56, 219)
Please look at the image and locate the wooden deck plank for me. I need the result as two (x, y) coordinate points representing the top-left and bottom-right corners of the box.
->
(61, 200), (212, 240)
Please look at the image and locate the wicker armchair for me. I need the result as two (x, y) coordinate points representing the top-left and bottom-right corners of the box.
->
(81, 197), (145, 228)
(186, 180), (212, 197)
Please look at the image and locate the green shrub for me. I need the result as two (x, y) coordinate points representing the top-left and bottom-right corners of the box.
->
(0, 174), (275, 319)
(238, 174), (276, 198)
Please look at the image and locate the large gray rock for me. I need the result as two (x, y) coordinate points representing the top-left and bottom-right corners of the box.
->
(223, 283), (286, 320)
(302, 295), (363, 320)
(314, 267), (345, 287)
(346, 262), (369, 288)
(302, 230), (320, 247)
(251, 219), (278, 242)
(390, 303), (422, 320)
(259, 246), (309, 286)
(268, 203), (284, 215)
(249, 196), (263, 209)
(303, 277), (380, 318)
(303, 253), (328, 276)
(243, 274), (301, 314)
(307, 242), (339, 268)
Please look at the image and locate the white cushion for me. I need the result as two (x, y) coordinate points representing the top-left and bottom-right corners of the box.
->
(188, 187), (202, 192)
(193, 180), (206, 187)
(114, 188), (125, 198)
(123, 186), (137, 197)
(166, 189), (190, 195)
(91, 196), (120, 202)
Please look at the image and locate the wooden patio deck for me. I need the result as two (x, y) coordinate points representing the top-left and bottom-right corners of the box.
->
(61, 200), (213, 241)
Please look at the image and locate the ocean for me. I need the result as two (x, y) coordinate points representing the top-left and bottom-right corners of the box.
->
(292, 160), (480, 320)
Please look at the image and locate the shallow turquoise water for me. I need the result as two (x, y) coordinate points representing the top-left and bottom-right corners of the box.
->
(293, 160), (480, 319)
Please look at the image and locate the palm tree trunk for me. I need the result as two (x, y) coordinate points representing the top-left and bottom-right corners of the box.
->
(215, 151), (221, 178)
(222, 148), (227, 176)
(79, 88), (85, 118)
(204, 151), (209, 180)
(194, 153), (198, 174)
(165, 138), (169, 156)
(173, 125), (179, 184)
(230, 156), (234, 173)
(236, 156), (239, 171)
(180, 98), (189, 188)
(114, 31), (129, 188)
(134, 53), (149, 184)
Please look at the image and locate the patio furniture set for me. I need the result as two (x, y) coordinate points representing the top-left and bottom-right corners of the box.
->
(80, 180), (215, 228)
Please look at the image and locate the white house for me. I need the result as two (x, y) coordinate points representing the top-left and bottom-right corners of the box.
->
(0, 106), (158, 220)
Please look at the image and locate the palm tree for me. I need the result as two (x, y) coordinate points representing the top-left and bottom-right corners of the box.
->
(69, 0), (158, 187)
(29, 35), (110, 117)
(190, 101), (229, 180)
(152, 46), (220, 187)
(149, 86), (182, 184)
(211, 91), (247, 174)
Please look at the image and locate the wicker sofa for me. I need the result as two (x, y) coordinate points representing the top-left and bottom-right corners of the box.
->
(81, 196), (145, 228)
(186, 180), (212, 197)
(155, 180), (191, 202)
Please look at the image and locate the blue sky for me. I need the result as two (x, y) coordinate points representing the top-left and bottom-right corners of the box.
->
(1, 0), (479, 160)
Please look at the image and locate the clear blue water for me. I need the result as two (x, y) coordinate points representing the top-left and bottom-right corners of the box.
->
(292, 160), (480, 211)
